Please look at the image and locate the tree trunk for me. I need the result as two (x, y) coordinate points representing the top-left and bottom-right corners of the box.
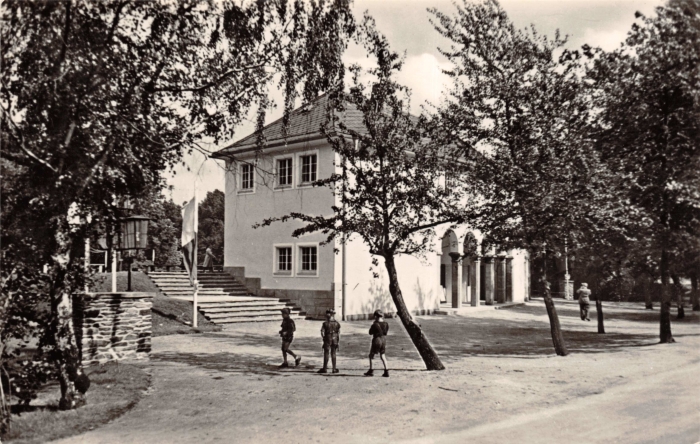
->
(0, 344), (9, 435)
(691, 274), (699, 311)
(644, 278), (654, 309)
(383, 254), (445, 370)
(659, 250), (675, 343)
(542, 279), (569, 356)
(596, 299), (605, 334)
(672, 275), (684, 320)
(49, 225), (88, 410)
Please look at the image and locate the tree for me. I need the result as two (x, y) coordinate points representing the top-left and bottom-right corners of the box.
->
(586, 1), (700, 343)
(259, 19), (476, 370)
(131, 189), (182, 269)
(430, 0), (624, 355)
(198, 190), (225, 264)
(1, 0), (354, 413)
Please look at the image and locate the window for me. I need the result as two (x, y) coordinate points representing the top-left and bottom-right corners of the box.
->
(300, 154), (317, 184)
(277, 158), (293, 187)
(299, 246), (317, 273)
(276, 247), (292, 273)
(240, 163), (254, 191)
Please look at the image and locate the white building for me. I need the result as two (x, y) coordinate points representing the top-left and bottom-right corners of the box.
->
(213, 94), (531, 319)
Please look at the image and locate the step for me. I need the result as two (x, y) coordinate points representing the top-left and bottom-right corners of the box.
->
(213, 315), (303, 324)
(158, 286), (229, 294)
(159, 287), (232, 292)
(162, 292), (231, 297)
(201, 306), (297, 315)
(198, 301), (289, 309)
(204, 309), (298, 319)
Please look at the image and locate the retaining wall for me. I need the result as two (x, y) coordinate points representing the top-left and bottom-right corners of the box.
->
(73, 292), (154, 366)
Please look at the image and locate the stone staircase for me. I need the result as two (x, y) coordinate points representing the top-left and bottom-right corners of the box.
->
(147, 271), (304, 324)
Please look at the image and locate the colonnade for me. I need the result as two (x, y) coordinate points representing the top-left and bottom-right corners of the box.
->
(442, 251), (515, 309)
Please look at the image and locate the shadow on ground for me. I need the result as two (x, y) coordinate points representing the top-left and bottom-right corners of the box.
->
(148, 304), (690, 374)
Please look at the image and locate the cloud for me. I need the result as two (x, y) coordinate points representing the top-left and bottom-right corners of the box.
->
(397, 53), (452, 114)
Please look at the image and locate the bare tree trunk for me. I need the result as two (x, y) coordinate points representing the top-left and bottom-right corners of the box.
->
(596, 299), (605, 334)
(49, 225), (88, 410)
(383, 254), (445, 370)
(541, 279), (569, 356)
(672, 275), (684, 319)
(691, 274), (699, 311)
(644, 277), (654, 309)
(659, 250), (675, 343)
(0, 344), (10, 435)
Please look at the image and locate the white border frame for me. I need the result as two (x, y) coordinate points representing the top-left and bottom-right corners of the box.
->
(296, 242), (320, 277)
(272, 243), (294, 277)
(273, 154), (295, 191)
(296, 149), (320, 188)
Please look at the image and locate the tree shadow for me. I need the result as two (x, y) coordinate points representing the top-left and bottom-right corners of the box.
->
(421, 313), (662, 361)
(150, 350), (319, 377)
(152, 303), (688, 373)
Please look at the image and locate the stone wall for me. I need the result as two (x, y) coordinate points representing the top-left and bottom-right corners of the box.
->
(73, 292), (154, 366)
(257, 288), (335, 320)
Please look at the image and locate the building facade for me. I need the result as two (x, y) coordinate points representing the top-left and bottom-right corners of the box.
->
(213, 95), (531, 319)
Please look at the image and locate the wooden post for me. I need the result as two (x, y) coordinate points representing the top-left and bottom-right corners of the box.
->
(192, 280), (198, 328)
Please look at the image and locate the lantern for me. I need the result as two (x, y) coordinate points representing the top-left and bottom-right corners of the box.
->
(119, 215), (150, 250)
(117, 215), (151, 292)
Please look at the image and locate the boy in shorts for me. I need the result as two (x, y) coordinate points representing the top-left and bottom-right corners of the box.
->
(318, 309), (341, 374)
(365, 309), (389, 377)
(279, 308), (301, 368)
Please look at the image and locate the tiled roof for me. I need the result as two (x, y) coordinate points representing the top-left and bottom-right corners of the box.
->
(213, 93), (367, 157)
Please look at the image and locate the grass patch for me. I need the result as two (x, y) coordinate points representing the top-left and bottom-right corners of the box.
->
(2, 362), (150, 444)
(90, 272), (220, 336)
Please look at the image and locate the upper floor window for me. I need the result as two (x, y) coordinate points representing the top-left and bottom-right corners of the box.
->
(300, 154), (317, 184)
(240, 163), (254, 191)
(277, 158), (293, 187)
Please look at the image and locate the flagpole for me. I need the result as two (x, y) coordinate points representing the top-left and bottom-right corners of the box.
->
(192, 187), (198, 328)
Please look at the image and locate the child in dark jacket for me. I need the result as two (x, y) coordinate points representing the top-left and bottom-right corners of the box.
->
(318, 309), (341, 374)
(279, 308), (301, 368)
(365, 310), (389, 377)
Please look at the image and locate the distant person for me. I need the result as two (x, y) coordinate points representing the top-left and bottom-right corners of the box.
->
(577, 283), (592, 321)
(365, 310), (389, 377)
(279, 308), (301, 368)
(318, 309), (341, 374)
(202, 247), (216, 273)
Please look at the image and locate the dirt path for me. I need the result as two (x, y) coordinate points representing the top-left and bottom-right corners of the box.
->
(53, 301), (700, 444)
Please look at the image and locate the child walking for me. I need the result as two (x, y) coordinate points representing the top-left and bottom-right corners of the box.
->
(279, 308), (301, 368)
(365, 310), (389, 377)
(318, 309), (341, 374)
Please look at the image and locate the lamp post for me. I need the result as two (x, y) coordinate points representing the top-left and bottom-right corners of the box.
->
(117, 215), (151, 292)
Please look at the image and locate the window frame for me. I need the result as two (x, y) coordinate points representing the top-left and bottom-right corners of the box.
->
(296, 242), (319, 277)
(297, 151), (319, 187)
(238, 162), (256, 194)
(273, 244), (294, 276)
(274, 156), (294, 190)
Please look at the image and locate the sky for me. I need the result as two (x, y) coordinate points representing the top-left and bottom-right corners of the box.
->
(165, 0), (665, 205)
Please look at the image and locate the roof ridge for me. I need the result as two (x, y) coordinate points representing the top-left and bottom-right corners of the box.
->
(221, 92), (334, 150)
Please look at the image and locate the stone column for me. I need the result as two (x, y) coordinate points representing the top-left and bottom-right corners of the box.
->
(483, 256), (495, 305)
(525, 257), (531, 302)
(472, 258), (481, 307)
(506, 255), (513, 303)
(496, 253), (507, 304)
(449, 252), (462, 308)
